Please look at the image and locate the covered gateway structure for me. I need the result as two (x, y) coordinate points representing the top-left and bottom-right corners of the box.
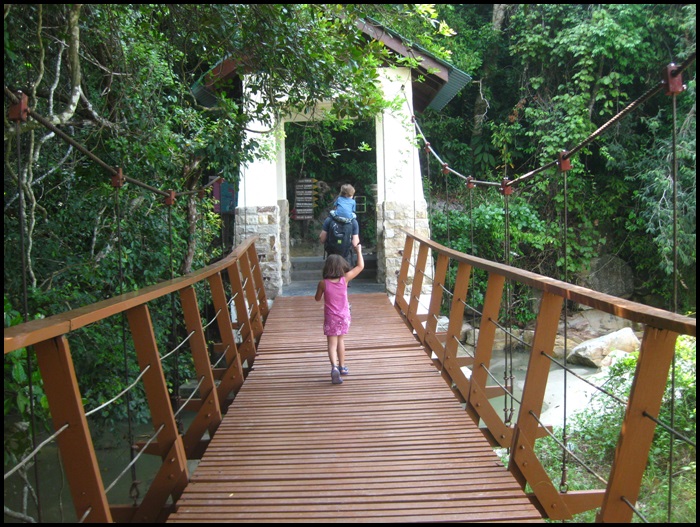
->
(194, 18), (471, 297)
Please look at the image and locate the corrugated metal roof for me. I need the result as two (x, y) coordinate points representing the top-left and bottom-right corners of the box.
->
(191, 17), (472, 112)
(362, 17), (472, 111)
(191, 82), (219, 108)
(427, 66), (472, 111)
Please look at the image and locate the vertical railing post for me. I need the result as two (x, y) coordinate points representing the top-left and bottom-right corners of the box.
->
(238, 250), (264, 345)
(179, 285), (223, 457)
(597, 327), (679, 523)
(394, 235), (415, 319)
(406, 241), (430, 341)
(509, 291), (569, 518)
(227, 259), (257, 366)
(441, 260), (473, 401)
(246, 242), (269, 322)
(465, 273), (505, 422)
(207, 271), (245, 408)
(126, 304), (188, 522)
(423, 252), (450, 372)
(34, 337), (112, 523)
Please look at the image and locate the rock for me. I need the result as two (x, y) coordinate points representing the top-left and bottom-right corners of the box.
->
(460, 320), (474, 343)
(600, 349), (633, 368)
(551, 335), (583, 360)
(567, 327), (641, 368)
(433, 317), (477, 345)
(581, 254), (635, 299)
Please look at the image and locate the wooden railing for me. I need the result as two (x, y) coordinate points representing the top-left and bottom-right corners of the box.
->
(4, 236), (268, 523)
(394, 229), (695, 523)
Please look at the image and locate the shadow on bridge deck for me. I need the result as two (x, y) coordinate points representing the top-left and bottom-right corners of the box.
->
(167, 293), (544, 523)
(279, 279), (388, 297)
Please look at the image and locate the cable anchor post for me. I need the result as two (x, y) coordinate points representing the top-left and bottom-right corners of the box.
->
(663, 63), (685, 96)
(164, 190), (176, 206)
(466, 176), (476, 189)
(111, 168), (126, 188)
(441, 164), (450, 176)
(8, 91), (29, 123)
(499, 178), (513, 196)
(558, 150), (571, 172)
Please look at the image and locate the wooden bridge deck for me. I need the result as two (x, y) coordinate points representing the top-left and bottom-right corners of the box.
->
(167, 293), (544, 523)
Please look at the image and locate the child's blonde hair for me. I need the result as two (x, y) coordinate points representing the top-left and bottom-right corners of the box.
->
(340, 184), (355, 197)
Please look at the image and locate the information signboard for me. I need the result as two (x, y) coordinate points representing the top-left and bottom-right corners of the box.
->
(293, 178), (318, 220)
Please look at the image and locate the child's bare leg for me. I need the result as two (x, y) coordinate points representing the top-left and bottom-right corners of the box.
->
(337, 336), (346, 368)
(327, 336), (339, 367)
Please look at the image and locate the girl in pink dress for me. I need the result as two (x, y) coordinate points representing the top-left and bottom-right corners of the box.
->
(315, 244), (364, 384)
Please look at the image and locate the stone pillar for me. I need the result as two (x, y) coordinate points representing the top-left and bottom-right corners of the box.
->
(378, 201), (431, 295)
(234, 205), (283, 298)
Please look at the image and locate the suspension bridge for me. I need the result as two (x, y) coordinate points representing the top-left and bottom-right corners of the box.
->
(4, 54), (696, 522)
(4, 232), (696, 522)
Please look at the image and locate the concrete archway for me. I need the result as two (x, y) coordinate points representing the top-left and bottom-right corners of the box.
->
(235, 67), (431, 298)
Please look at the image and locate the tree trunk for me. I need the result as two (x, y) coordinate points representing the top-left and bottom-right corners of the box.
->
(472, 4), (508, 136)
(180, 193), (198, 275)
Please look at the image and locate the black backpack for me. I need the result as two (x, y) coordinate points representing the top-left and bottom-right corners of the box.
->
(325, 217), (354, 260)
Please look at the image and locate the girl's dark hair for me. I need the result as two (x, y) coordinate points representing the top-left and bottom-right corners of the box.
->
(323, 254), (350, 279)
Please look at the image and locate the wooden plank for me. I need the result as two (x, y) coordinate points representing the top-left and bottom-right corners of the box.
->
(167, 294), (544, 523)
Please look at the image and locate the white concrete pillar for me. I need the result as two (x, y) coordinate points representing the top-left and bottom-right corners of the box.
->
(235, 77), (287, 297)
(375, 67), (431, 294)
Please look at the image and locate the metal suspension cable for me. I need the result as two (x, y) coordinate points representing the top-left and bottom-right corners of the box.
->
(13, 112), (43, 521)
(4, 87), (221, 199)
(409, 55), (696, 198)
(542, 352), (628, 406)
(401, 86), (422, 261)
(3, 424), (70, 482)
(507, 55), (695, 190)
(466, 181), (478, 351)
(114, 183), (140, 502)
(667, 83), (680, 524)
(559, 164), (570, 494)
(502, 189), (514, 425)
(425, 144), (433, 231)
(445, 164), (450, 246)
(104, 424), (165, 495)
(84, 365), (152, 418)
(166, 206), (183, 431)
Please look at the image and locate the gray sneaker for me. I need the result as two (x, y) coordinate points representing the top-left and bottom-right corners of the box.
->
(331, 366), (343, 384)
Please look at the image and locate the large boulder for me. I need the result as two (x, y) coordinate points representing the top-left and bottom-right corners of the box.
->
(567, 327), (640, 368)
(582, 254), (635, 299)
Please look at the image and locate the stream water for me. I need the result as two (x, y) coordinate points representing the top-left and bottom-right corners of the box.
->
(4, 415), (198, 523)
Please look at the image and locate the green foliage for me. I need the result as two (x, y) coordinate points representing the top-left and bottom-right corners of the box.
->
(285, 118), (378, 243)
(4, 296), (50, 466)
(419, 3), (696, 316)
(429, 198), (556, 325)
(534, 336), (696, 522)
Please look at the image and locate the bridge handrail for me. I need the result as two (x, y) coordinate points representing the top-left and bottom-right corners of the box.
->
(395, 229), (695, 523)
(3, 236), (268, 523)
(4, 236), (259, 355)
(401, 230), (695, 336)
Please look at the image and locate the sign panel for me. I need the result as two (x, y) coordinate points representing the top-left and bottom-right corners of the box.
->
(293, 178), (318, 220)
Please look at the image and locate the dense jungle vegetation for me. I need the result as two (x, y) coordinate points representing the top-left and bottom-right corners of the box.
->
(4, 4), (695, 523)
